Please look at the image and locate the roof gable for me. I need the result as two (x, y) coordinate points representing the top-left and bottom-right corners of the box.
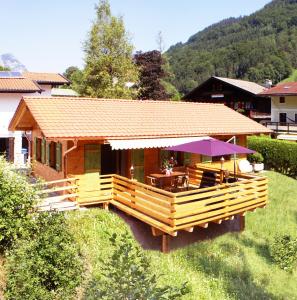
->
(9, 97), (271, 139)
(23, 72), (70, 85)
(260, 82), (297, 96)
(0, 77), (42, 93)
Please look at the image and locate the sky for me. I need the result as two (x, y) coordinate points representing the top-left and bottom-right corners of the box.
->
(0, 0), (271, 73)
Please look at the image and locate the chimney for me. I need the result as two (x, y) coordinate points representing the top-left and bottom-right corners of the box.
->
(264, 79), (272, 89)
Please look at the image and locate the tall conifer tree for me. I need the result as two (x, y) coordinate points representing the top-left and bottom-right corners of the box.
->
(83, 0), (138, 98)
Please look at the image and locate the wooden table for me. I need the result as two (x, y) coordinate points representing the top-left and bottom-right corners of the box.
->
(149, 171), (187, 189)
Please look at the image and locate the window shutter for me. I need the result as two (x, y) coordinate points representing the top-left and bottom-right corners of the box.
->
(183, 152), (191, 166)
(55, 142), (62, 172)
(41, 138), (46, 164)
(46, 142), (50, 165)
(33, 137), (38, 160)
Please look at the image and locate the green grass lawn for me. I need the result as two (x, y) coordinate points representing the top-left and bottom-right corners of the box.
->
(68, 171), (297, 300)
(281, 69), (297, 83)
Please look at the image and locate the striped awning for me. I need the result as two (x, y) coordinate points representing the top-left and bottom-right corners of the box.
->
(107, 136), (211, 150)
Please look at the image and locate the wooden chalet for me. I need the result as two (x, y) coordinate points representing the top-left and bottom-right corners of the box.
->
(9, 97), (271, 252)
(184, 76), (271, 123)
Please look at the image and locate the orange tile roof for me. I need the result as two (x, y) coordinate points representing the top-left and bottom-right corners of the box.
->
(259, 82), (297, 96)
(0, 77), (42, 92)
(10, 97), (271, 139)
(23, 72), (69, 85)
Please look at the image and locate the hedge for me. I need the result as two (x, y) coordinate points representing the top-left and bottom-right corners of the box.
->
(247, 136), (297, 178)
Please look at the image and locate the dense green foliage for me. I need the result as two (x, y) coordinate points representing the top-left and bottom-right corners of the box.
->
(0, 66), (10, 71)
(83, 0), (139, 99)
(281, 68), (297, 82)
(63, 66), (85, 95)
(167, 0), (297, 94)
(270, 235), (297, 271)
(247, 135), (297, 177)
(5, 212), (83, 300)
(68, 172), (297, 300)
(0, 157), (37, 252)
(135, 50), (169, 100)
(85, 232), (189, 299)
(247, 152), (264, 163)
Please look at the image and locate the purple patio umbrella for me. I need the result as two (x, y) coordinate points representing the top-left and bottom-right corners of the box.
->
(165, 138), (255, 178)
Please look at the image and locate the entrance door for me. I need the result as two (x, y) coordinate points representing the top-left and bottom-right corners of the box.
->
(279, 113), (287, 123)
(84, 144), (101, 173)
(101, 144), (118, 175)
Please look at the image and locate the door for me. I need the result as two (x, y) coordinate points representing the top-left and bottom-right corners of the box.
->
(101, 144), (118, 175)
(131, 149), (144, 182)
(279, 113), (287, 123)
(84, 144), (101, 173)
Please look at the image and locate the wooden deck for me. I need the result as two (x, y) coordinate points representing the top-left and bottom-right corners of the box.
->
(68, 166), (268, 252)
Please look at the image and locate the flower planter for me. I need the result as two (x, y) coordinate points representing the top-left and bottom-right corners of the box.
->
(253, 163), (264, 172)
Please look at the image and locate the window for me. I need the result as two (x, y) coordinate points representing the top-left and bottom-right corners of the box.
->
(279, 96), (285, 103)
(46, 142), (57, 169)
(295, 114), (297, 123)
(160, 150), (183, 167)
(279, 113), (287, 123)
(34, 138), (42, 162)
(201, 155), (212, 163)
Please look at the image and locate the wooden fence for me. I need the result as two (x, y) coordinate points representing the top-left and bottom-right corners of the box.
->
(34, 177), (79, 211)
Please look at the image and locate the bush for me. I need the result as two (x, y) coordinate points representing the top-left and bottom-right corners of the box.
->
(0, 156), (38, 252)
(247, 136), (297, 177)
(247, 152), (264, 164)
(5, 212), (83, 300)
(84, 232), (190, 300)
(270, 235), (297, 271)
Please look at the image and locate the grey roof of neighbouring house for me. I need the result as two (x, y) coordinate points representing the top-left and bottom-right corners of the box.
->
(213, 76), (267, 95)
(51, 88), (79, 97)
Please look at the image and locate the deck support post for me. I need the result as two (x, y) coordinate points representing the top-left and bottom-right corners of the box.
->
(162, 234), (170, 253)
(103, 202), (109, 210)
(239, 215), (245, 231)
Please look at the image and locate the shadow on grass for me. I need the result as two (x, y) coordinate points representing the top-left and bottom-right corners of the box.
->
(182, 242), (276, 300)
(237, 235), (274, 265)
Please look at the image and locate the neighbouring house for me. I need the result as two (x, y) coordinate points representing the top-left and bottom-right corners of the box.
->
(0, 72), (42, 163)
(51, 88), (79, 97)
(259, 82), (297, 140)
(0, 71), (70, 164)
(23, 71), (70, 96)
(9, 97), (271, 251)
(183, 76), (271, 123)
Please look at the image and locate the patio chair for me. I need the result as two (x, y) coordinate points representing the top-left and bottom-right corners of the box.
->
(146, 176), (158, 187)
(238, 159), (253, 173)
(175, 174), (189, 191)
(199, 171), (218, 188)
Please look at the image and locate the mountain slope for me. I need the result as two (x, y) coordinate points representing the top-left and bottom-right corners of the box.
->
(166, 0), (297, 94)
(0, 53), (27, 72)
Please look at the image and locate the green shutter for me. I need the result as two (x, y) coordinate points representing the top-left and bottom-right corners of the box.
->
(46, 142), (50, 165)
(33, 137), (38, 160)
(55, 142), (62, 172)
(131, 149), (144, 182)
(41, 138), (46, 164)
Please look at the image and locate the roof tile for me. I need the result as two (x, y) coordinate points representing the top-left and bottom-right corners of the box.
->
(11, 97), (271, 139)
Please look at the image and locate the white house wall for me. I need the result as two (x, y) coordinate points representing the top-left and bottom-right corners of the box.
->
(0, 90), (50, 164)
(271, 96), (297, 122)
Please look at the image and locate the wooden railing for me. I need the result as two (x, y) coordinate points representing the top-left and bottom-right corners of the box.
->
(265, 121), (297, 134)
(34, 177), (79, 211)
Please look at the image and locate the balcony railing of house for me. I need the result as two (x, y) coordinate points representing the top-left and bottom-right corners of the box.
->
(265, 121), (297, 134)
(69, 166), (267, 243)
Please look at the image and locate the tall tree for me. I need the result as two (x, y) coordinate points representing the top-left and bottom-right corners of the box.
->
(63, 66), (85, 95)
(135, 50), (169, 100)
(83, 0), (138, 99)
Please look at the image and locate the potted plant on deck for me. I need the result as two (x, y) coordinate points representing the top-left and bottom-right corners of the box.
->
(248, 152), (264, 172)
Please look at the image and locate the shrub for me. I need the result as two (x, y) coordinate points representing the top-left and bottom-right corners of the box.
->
(247, 152), (264, 164)
(270, 235), (297, 271)
(0, 156), (38, 252)
(5, 212), (83, 300)
(247, 136), (297, 177)
(84, 232), (190, 300)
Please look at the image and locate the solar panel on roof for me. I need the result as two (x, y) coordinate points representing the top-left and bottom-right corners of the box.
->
(0, 71), (22, 78)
